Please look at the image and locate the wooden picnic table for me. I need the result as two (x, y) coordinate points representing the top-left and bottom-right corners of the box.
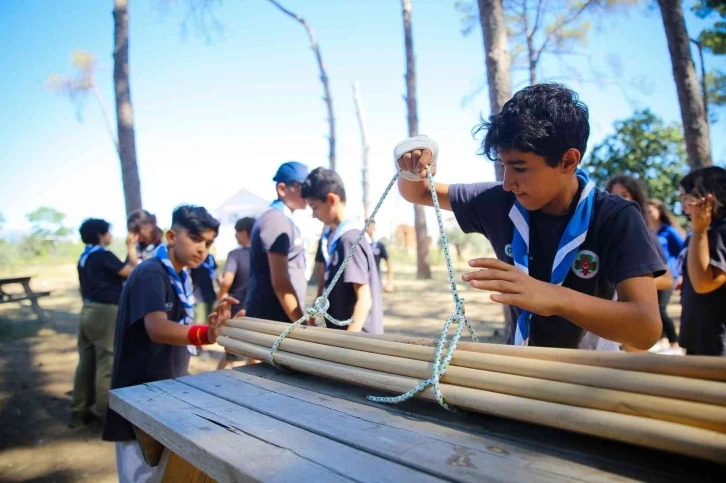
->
(0, 276), (50, 321)
(108, 363), (723, 482)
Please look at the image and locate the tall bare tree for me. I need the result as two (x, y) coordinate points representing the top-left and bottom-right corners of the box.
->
(401, 0), (431, 279)
(657, 0), (712, 169)
(113, 0), (143, 215)
(267, 0), (336, 170)
(48, 49), (119, 153)
(477, 0), (512, 181)
(352, 82), (371, 219)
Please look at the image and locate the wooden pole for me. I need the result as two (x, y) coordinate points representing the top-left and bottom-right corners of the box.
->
(221, 327), (726, 433)
(233, 317), (726, 381)
(225, 318), (726, 405)
(217, 336), (726, 464)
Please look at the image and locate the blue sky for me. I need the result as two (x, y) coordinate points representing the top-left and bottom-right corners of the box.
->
(0, 0), (723, 241)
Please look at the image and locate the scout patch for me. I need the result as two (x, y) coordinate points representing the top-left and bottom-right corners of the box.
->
(572, 250), (599, 279)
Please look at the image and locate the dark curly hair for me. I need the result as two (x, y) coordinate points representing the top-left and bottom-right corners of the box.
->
(474, 83), (590, 167)
(679, 166), (726, 220)
(79, 218), (111, 245)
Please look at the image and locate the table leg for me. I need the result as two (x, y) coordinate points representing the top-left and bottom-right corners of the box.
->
(21, 281), (46, 322)
(159, 451), (216, 483)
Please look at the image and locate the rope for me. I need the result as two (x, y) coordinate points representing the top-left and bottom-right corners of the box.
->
(268, 152), (478, 412)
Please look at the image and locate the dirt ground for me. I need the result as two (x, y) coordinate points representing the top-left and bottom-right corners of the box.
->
(0, 262), (681, 482)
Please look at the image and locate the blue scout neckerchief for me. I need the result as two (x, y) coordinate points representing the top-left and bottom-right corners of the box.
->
(509, 168), (596, 346)
(320, 219), (358, 269)
(201, 254), (217, 280)
(79, 245), (104, 268)
(155, 245), (197, 354)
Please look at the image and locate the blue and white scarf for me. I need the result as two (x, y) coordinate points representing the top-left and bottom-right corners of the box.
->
(155, 245), (197, 354)
(509, 169), (596, 346)
(79, 245), (104, 268)
(320, 219), (358, 269)
(201, 254), (217, 280)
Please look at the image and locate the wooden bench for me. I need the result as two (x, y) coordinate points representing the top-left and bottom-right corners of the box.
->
(0, 276), (50, 321)
(108, 363), (722, 482)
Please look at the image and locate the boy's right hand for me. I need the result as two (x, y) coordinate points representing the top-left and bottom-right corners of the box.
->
(397, 149), (437, 180)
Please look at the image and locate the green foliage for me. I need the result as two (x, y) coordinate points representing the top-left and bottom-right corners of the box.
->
(692, 0), (726, 55)
(26, 207), (71, 237)
(443, 227), (492, 261)
(583, 109), (688, 206)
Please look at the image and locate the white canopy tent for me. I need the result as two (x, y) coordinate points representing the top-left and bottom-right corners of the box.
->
(213, 187), (323, 277)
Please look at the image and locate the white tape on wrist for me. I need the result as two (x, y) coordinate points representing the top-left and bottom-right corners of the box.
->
(393, 135), (439, 182)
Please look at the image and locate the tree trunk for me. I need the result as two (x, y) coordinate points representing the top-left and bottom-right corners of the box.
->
(657, 0), (712, 169)
(402, 0), (431, 279)
(690, 38), (709, 123)
(113, 0), (142, 216)
(267, 0), (336, 170)
(352, 82), (371, 219)
(477, 0), (512, 181)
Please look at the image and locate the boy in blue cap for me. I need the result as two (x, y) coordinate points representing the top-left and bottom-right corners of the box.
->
(395, 84), (664, 350)
(245, 161), (309, 323)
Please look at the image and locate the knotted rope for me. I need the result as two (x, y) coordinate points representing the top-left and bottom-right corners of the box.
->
(268, 135), (478, 411)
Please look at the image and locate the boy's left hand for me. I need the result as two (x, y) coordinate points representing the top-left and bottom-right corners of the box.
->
(207, 296), (242, 344)
(462, 258), (561, 317)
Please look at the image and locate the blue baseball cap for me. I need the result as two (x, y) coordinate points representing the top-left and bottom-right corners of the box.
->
(273, 161), (309, 184)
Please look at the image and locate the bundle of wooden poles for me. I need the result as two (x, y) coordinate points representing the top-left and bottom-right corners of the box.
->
(218, 317), (726, 464)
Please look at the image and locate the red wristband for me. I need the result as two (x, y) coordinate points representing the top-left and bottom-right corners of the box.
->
(187, 325), (210, 346)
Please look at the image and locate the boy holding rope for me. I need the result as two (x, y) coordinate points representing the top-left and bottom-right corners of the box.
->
(395, 83), (664, 350)
(102, 205), (241, 483)
(303, 167), (384, 333)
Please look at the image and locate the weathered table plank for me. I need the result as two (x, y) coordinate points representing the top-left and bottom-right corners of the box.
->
(149, 378), (443, 483)
(182, 370), (607, 482)
(235, 363), (723, 482)
(110, 382), (357, 482)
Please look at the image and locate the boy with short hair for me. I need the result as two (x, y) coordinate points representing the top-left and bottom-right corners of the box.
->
(396, 83), (664, 350)
(217, 216), (255, 369)
(102, 205), (240, 482)
(70, 218), (137, 428)
(190, 253), (219, 319)
(245, 162), (309, 323)
(303, 167), (384, 333)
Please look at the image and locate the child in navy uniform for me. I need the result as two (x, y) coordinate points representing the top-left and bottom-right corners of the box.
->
(102, 205), (240, 482)
(677, 166), (726, 356)
(304, 168), (384, 333)
(71, 218), (137, 428)
(190, 253), (219, 318)
(396, 84), (665, 350)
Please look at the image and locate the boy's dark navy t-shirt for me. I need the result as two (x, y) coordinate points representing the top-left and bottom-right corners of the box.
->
(678, 219), (726, 356)
(315, 230), (384, 334)
(102, 257), (190, 442)
(372, 241), (389, 273)
(245, 208), (307, 322)
(78, 250), (126, 305)
(449, 182), (666, 349)
(191, 254), (217, 303)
